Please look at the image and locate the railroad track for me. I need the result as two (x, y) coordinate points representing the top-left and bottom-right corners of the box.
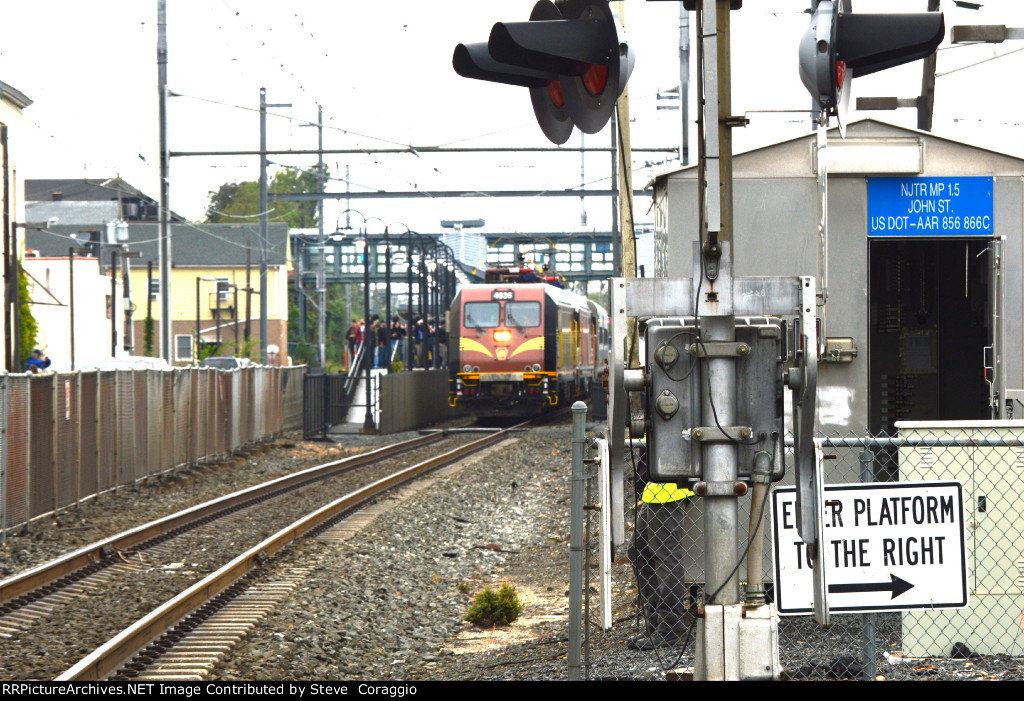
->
(0, 432), (467, 676)
(53, 421), (527, 681)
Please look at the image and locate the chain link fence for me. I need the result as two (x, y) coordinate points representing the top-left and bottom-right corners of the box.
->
(0, 365), (306, 539)
(610, 427), (1024, 680)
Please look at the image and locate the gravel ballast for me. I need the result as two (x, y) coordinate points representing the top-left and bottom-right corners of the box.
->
(208, 419), (1023, 682)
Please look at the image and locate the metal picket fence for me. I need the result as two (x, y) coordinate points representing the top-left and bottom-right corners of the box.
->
(0, 365), (306, 539)
(613, 427), (1024, 680)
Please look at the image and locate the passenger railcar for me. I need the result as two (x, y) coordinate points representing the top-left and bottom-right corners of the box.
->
(448, 267), (610, 416)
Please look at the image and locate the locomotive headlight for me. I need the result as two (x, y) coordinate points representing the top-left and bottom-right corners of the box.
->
(532, 363), (542, 372)
(493, 329), (512, 344)
(463, 364), (473, 373)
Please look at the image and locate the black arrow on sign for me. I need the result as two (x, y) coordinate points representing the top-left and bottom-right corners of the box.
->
(828, 574), (914, 600)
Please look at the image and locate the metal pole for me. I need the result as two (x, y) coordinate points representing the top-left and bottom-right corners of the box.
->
(110, 250), (118, 357)
(215, 281), (222, 349)
(2, 125), (11, 371)
(384, 227), (391, 371)
(157, 0), (172, 362)
(245, 246), (252, 344)
(195, 276), (201, 364)
(680, 3), (691, 164)
(146, 260), (153, 356)
(695, 1), (740, 680)
(316, 105), (327, 370)
(419, 248), (427, 369)
(259, 87), (269, 364)
(362, 230), (374, 432)
(406, 234), (414, 370)
(122, 247), (133, 354)
(860, 449), (878, 681)
(233, 284), (239, 353)
(568, 401), (587, 681)
(609, 111), (621, 278)
(69, 248), (75, 371)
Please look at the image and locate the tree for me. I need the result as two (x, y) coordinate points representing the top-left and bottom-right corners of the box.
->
(203, 166), (324, 229)
(18, 266), (39, 368)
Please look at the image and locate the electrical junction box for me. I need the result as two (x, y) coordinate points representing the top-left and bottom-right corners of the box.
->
(644, 317), (785, 482)
(898, 420), (1024, 657)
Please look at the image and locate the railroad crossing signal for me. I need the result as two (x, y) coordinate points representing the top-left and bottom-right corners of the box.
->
(799, 1), (945, 123)
(453, 0), (634, 145)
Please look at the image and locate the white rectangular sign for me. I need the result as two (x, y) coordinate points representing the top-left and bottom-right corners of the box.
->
(772, 481), (968, 615)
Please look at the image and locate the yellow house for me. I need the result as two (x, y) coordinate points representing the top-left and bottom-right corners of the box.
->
(29, 221), (290, 365)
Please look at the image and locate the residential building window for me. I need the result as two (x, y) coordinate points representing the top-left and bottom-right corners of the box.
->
(150, 278), (160, 301)
(175, 334), (193, 361)
(216, 278), (231, 302)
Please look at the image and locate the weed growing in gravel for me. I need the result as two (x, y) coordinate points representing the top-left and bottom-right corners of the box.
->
(457, 581), (471, 595)
(464, 583), (524, 627)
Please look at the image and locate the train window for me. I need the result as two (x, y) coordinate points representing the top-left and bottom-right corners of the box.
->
(505, 301), (541, 328)
(464, 302), (500, 328)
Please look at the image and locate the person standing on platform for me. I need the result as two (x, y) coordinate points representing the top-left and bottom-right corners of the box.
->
(345, 320), (359, 369)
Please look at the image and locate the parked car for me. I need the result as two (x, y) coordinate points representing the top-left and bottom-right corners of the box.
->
(201, 356), (255, 370)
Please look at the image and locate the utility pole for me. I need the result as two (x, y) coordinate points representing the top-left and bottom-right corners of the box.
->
(110, 250), (119, 357)
(258, 89), (291, 364)
(316, 106), (326, 370)
(259, 88), (269, 365)
(121, 248), (140, 354)
(69, 248), (76, 371)
(157, 0), (171, 362)
(245, 246), (252, 345)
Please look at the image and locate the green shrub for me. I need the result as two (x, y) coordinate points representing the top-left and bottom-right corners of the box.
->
(464, 583), (524, 627)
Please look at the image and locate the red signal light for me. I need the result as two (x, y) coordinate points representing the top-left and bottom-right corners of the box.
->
(582, 63), (609, 96)
(547, 79), (566, 107)
(835, 59), (847, 89)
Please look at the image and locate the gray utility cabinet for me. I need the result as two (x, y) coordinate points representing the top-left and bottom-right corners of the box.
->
(898, 420), (1024, 657)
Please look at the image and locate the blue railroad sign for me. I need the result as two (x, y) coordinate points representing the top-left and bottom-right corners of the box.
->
(868, 176), (993, 236)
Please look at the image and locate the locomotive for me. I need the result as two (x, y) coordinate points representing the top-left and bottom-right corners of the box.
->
(448, 265), (609, 416)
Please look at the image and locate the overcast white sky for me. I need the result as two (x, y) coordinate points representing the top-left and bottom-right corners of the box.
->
(2, 0), (1023, 237)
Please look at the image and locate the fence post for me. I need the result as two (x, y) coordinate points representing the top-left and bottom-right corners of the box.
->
(321, 373), (329, 441)
(860, 448), (877, 681)
(569, 400), (587, 681)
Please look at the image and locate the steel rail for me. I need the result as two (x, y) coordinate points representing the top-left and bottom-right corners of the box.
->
(0, 432), (443, 606)
(57, 424), (519, 681)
